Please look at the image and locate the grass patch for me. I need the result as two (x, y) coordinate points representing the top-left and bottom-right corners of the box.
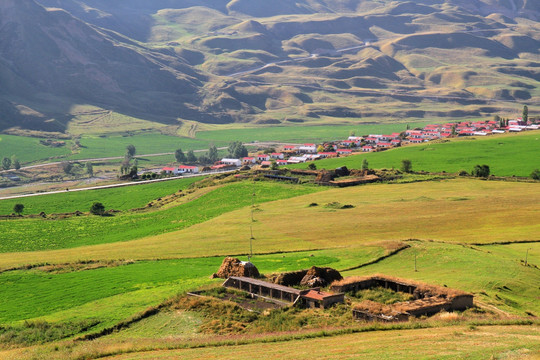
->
(0, 181), (320, 253)
(290, 132), (540, 177)
(0, 177), (201, 215)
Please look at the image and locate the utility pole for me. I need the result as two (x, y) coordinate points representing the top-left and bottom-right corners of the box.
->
(525, 248), (531, 266)
(414, 252), (418, 272)
(248, 191), (255, 262)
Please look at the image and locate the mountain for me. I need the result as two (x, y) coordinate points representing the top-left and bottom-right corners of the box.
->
(1, 0), (539, 133)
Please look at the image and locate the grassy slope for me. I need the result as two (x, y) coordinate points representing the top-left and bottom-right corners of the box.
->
(0, 246), (383, 324)
(0, 181), (320, 253)
(0, 178), (537, 270)
(346, 241), (540, 316)
(96, 326), (540, 360)
(0, 134), (72, 163)
(290, 132), (540, 176)
(0, 177), (201, 215)
(195, 122), (426, 144)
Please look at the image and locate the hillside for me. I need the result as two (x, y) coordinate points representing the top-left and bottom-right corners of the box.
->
(0, 0), (539, 134)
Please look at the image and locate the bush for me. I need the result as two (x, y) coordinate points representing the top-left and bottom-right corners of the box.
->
(471, 164), (490, 178)
(307, 163), (317, 170)
(90, 202), (105, 216)
(458, 170), (468, 176)
(400, 159), (412, 173)
(13, 203), (24, 215)
(531, 169), (540, 180)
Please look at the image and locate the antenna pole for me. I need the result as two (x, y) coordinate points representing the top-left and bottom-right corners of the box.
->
(248, 190), (255, 262)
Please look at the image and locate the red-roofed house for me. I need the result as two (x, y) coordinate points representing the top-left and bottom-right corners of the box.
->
(242, 157), (256, 164)
(365, 136), (379, 144)
(298, 289), (345, 309)
(162, 167), (177, 175)
(317, 152), (338, 158)
(276, 160), (288, 166)
(260, 160), (272, 167)
(409, 138), (423, 144)
(282, 145), (297, 152)
(391, 139), (401, 146)
(270, 152), (284, 160)
(377, 142), (392, 149)
(257, 154), (270, 161)
(362, 145), (373, 152)
(178, 165), (199, 174)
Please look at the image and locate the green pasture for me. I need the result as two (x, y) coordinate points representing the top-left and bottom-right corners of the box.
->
(346, 241), (540, 316)
(195, 122), (428, 144)
(0, 182), (320, 253)
(0, 177), (201, 215)
(0, 246), (383, 325)
(69, 133), (223, 161)
(291, 132), (540, 176)
(0, 135), (72, 164)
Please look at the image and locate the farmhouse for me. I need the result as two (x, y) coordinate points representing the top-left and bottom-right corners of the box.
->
(178, 165), (199, 174)
(270, 152), (284, 159)
(222, 276), (345, 308)
(162, 166), (178, 175)
(337, 149), (353, 155)
(298, 144), (317, 153)
(257, 154), (270, 161)
(242, 157), (256, 164)
(220, 158), (242, 167)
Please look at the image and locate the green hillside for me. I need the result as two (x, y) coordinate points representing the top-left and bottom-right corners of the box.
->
(291, 132), (540, 176)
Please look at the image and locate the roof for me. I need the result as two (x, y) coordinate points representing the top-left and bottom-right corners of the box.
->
(301, 290), (341, 301)
(243, 157), (255, 160)
(162, 167), (175, 171)
(179, 165), (197, 169)
(303, 143), (315, 146)
(271, 152), (283, 155)
(338, 149), (352, 152)
(227, 276), (301, 295)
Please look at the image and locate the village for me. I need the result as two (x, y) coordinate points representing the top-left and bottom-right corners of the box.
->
(162, 118), (539, 175)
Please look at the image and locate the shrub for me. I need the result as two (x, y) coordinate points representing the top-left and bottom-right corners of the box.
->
(531, 169), (540, 180)
(13, 203), (24, 215)
(90, 202), (105, 216)
(307, 163), (317, 170)
(471, 164), (490, 178)
(400, 159), (412, 173)
(458, 170), (468, 176)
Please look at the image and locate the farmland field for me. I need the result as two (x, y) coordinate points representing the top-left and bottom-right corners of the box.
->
(195, 122), (428, 144)
(0, 177), (202, 215)
(0, 181), (320, 253)
(291, 132), (540, 177)
(0, 173), (538, 360)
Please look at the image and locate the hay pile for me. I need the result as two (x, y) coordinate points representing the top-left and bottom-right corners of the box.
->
(212, 257), (260, 279)
(270, 266), (342, 287)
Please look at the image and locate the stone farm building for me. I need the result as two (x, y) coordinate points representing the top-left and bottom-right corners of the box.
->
(223, 276), (345, 309)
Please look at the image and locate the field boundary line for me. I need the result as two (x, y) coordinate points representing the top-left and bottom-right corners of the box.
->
(339, 243), (410, 272)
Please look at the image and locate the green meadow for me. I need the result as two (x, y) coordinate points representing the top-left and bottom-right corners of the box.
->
(0, 134), (72, 163)
(291, 132), (540, 176)
(0, 182), (320, 253)
(195, 122), (427, 144)
(0, 177), (201, 215)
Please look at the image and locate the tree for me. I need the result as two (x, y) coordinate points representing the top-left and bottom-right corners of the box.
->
(11, 155), (20, 170)
(175, 148), (186, 163)
(317, 145), (325, 153)
(361, 158), (369, 171)
(523, 105), (528, 123)
(228, 141), (248, 158)
(208, 144), (219, 163)
(13, 203), (24, 215)
(349, 130), (356, 136)
(2, 157), (11, 170)
(451, 125), (457, 136)
(400, 159), (412, 173)
(90, 202), (105, 216)
(86, 162), (94, 177)
(530, 169), (540, 180)
(471, 164), (490, 178)
(126, 144), (136, 158)
(186, 150), (197, 164)
(307, 163), (317, 170)
(61, 161), (73, 174)
(198, 154), (210, 165)
(271, 160), (279, 170)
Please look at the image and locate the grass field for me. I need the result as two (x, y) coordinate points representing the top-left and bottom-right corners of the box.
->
(291, 132), (540, 177)
(92, 325), (540, 360)
(0, 177), (202, 215)
(0, 178), (537, 270)
(0, 181), (320, 253)
(195, 122), (427, 144)
(0, 134), (72, 163)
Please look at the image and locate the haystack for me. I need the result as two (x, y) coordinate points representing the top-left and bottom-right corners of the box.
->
(212, 257), (260, 279)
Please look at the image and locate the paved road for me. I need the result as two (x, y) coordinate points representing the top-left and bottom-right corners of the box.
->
(0, 169), (236, 201)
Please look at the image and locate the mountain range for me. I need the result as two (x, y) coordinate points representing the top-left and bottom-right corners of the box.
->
(0, 0), (539, 133)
